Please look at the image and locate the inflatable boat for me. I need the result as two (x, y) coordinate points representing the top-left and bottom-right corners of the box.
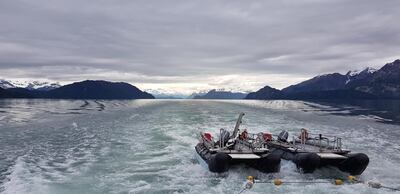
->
(267, 129), (369, 175)
(195, 113), (281, 173)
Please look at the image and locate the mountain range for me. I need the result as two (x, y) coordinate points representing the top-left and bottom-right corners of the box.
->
(192, 89), (248, 99)
(144, 89), (187, 99)
(0, 80), (154, 99)
(0, 79), (61, 91)
(246, 59), (400, 100)
(1, 59), (399, 100)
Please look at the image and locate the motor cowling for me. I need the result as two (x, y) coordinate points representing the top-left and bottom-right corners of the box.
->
(219, 129), (230, 146)
(278, 130), (289, 142)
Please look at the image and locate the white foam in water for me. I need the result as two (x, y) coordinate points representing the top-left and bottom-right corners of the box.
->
(359, 115), (393, 122)
(72, 122), (78, 128)
(1, 100), (400, 194)
(3, 157), (49, 194)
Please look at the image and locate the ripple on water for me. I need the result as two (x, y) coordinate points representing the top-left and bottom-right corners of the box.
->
(0, 100), (399, 194)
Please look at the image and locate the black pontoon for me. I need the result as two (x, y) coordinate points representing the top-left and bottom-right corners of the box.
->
(267, 129), (369, 175)
(195, 113), (281, 173)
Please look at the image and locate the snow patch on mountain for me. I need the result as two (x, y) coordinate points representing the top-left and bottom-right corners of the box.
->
(345, 67), (377, 84)
(346, 67), (377, 77)
(145, 89), (188, 99)
(0, 80), (15, 89)
(0, 79), (61, 91)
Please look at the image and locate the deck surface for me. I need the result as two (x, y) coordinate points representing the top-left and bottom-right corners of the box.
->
(228, 153), (261, 159)
(268, 141), (345, 154)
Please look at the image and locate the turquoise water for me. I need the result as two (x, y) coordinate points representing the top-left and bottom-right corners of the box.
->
(0, 99), (399, 194)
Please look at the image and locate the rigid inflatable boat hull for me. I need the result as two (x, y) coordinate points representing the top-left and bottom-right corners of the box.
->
(270, 148), (369, 175)
(195, 143), (280, 173)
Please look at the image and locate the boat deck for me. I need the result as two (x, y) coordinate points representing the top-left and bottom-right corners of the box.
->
(267, 140), (349, 155)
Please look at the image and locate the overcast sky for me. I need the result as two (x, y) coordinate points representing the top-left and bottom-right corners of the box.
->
(0, 0), (399, 94)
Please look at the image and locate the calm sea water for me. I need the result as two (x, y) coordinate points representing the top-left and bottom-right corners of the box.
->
(0, 99), (399, 194)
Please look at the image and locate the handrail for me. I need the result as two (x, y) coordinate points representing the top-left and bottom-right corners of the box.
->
(292, 132), (343, 151)
(236, 132), (266, 149)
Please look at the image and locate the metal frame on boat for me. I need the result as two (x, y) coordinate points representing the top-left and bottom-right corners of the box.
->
(195, 113), (369, 175)
(267, 129), (369, 175)
(194, 113), (281, 173)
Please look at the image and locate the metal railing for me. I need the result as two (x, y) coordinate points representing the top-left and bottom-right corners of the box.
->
(293, 132), (343, 151)
(235, 132), (267, 150)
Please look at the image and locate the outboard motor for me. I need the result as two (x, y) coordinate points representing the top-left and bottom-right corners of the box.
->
(278, 130), (289, 142)
(219, 128), (230, 146)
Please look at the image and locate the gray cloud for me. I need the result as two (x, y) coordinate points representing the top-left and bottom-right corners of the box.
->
(0, 0), (399, 93)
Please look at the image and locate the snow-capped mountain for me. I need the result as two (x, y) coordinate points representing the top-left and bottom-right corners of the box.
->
(193, 89), (248, 99)
(0, 80), (15, 89)
(346, 67), (377, 77)
(253, 59), (400, 99)
(188, 90), (209, 99)
(282, 67), (378, 94)
(144, 89), (188, 99)
(345, 67), (377, 84)
(0, 79), (61, 91)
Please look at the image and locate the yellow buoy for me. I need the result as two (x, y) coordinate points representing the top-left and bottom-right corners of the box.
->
(348, 175), (357, 183)
(273, 179), (283, 186)
(334, 179), (343, 185)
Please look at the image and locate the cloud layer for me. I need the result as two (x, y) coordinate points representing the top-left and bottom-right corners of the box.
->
(1, 0), (399, 93)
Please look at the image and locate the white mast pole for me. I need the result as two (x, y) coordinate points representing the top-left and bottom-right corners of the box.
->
(232, 112), (245, 139)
